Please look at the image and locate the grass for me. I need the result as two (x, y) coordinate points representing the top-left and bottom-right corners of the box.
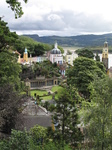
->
(51, 85), (64, 100)
(51, 85), (63, 92)
(30, 90), (48, 97)
(30, 85), (64, 100)
(41, 95), (52, 100)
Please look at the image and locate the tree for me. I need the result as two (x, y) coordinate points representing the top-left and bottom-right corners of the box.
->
(52, 88), (83, 150)
(5, 0), (28, 18)
(9, 129), (29, 150)
(0, 84), (23, 134)
(30, 125), (47, 146)
(77, 48), (94, 59)
(95, 53), (100, 61)
(66, 57), (106, 99)
(0, 19), (18, 51)
(83, 76), (112, 149)
(58, 45), (64, 54)
(0, 128), (65, 150)
(0, 51), (21, 89)
(34, 44), (46, 56)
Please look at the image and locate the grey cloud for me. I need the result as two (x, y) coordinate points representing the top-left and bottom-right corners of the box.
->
(9, 12), (66, 31)
(7, 9), (112, 36)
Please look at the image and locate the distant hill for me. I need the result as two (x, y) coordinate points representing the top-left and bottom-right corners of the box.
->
(23, 33), (112, 47)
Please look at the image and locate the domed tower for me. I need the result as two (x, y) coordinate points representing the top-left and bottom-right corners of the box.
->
(23, 48), (28, 62)
(102, 41), (108, 71)
(50, 42), (61, 54)
(49, 42), (63, 64)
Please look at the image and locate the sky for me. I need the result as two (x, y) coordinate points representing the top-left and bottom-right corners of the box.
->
(1, 0), (112, 37)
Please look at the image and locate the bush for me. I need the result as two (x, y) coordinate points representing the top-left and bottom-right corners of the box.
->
(55, 91), (58, 94)
(48, 91), (51, 95)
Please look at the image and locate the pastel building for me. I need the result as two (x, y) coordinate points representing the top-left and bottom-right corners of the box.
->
(65, 51), (78, 66)
(65, 54), (73, 66)
(102, 41), (108, 71)
(49, 42), (63, 64)
(37, 55), (48, 63)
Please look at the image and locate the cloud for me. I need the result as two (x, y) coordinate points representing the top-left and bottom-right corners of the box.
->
(1, 0), (112, 36)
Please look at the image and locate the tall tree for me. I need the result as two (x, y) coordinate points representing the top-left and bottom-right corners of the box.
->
(0, 19), (18, 51)
(95, 53), (100, 61)
(77, 48), (94, 59)
(0, 51), (21, 89)
(84, 76), (112, 149)
(0, 84), (23, 134)
(66, 57), (106, 99)
(52, 88), (83, 149)
(34, 44), (45, 56)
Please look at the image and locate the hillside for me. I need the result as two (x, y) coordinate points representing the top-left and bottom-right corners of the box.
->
(23, 33), (112, 47)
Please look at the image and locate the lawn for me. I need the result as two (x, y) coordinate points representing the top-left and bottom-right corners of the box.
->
(30, 90), (48, 97)
(41, 95), (52, 100)
(30, 85), (64, 100)
(51, 85), (64, 100)
(51, 85), (63, 92)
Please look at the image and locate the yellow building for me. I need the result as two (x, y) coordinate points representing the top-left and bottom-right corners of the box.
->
(65, 54), (73, 66)
(23, 48), (28, 62)
(102, 41), (108, 71)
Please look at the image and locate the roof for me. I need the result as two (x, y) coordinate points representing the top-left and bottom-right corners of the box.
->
(13, 50), (21, 56)
(50, 42), (61, 54)
(23, 115), (52, 130)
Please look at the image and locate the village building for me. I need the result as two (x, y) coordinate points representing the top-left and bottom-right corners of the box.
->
(25, 76), (61, 90)
(102, 41), (109, 71)
(65, 51), (77, 66)
(48, 42), (63, 64)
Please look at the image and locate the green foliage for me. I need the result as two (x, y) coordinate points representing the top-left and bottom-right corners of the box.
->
(66, 57), (106, 99)
(0, 51), (21, 89)
(15, 36), (52, 57)
(30, 90), (48, 97)
(84, 76), (112, 149)
(30, 125), (47, 145)
(0, 140), (9, 150)
(0, 126), (73, 150)
(51, 85), (63, 92)
(77, 48), (94, 59)
(32, 60), (61, 78)
(0, 84), (23, 134)
(43, 101), (50, 110)
(6, 0), (28, 18)
(58, 45), (64, 54)
(21, 65), (35, 80)
(34, 43), (45, 56)
(95, 53), (100, 61)
(9, 129), (29, 150)
(0, 19), (18, 51)
(52, 88), (83, 149)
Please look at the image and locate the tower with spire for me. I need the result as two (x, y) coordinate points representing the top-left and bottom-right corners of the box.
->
(23, 48), (28, 62)
(102, 41), (108, 71)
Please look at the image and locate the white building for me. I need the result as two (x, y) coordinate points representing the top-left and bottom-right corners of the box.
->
(49, 42), (63, 64)
(65, 51), (78, 66)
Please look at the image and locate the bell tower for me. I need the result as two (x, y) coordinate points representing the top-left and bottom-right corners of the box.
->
(102, 41), (108, 71)
(23, 48), (28, 62)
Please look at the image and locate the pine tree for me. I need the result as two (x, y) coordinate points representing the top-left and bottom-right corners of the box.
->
(52, 88), (83, 150)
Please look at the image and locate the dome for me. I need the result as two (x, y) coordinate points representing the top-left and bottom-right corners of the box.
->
(50, 42), (61, 54)
(104, 41), (108, 48)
